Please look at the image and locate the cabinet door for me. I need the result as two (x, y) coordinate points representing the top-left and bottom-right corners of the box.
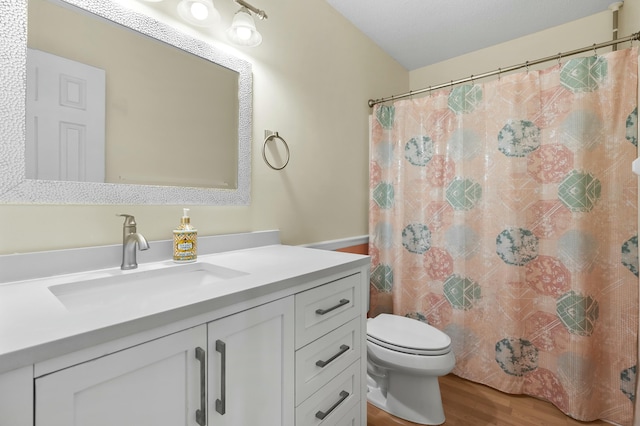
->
(208, 296), (294, 426)
(36, 325), (206, 426)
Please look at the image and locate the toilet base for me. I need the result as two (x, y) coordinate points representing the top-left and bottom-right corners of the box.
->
(367, 372), (446, 425)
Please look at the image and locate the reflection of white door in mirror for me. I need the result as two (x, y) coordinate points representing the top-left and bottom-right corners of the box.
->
(26, 48), (106, 182)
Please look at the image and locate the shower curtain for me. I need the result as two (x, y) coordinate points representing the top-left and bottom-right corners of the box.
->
(368, 47), (639, 424)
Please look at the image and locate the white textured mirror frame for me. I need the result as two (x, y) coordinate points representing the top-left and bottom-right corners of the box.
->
(0, 0), (252, 205)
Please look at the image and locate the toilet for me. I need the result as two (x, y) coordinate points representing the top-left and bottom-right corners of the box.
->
(366, 314), (455, 425)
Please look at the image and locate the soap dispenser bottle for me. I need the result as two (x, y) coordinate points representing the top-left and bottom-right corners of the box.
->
(173, 208), (197, 263)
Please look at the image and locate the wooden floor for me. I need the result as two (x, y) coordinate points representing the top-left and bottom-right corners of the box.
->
(367, 374), (611, 426)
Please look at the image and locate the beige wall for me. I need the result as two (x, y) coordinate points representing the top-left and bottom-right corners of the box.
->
(0, 0), (407, 255)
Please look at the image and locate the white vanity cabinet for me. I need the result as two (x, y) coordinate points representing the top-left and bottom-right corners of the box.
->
(34, 297), (294, 426)
(0, 241), (369, 426)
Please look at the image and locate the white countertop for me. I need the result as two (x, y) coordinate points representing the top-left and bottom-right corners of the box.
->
(0, 244), (369, 375)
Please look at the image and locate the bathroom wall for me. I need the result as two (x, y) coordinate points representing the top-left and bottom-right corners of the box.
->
(2, 1), (637, 256)
(409, 9), (635, 89)
(0, 0), (408, 255)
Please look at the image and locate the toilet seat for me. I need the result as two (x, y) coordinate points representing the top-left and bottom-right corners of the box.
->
(367, 314), (451, 356)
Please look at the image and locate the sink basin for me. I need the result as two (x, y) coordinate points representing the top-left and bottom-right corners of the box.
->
(48, 262), (248, 312)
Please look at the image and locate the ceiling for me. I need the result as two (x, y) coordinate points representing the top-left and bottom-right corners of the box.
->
(324, 0), (618, 71)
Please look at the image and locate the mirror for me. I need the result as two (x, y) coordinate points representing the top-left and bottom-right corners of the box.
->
(0, 0), (252, 205)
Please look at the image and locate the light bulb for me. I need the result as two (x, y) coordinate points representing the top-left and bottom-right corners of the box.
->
(190, 2), (209, 21)
(226, 7), (262, 47)
(236, 26), (252, 40)
(177, 0), (220, 26)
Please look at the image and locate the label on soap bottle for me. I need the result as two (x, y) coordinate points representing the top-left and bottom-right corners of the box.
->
(173, 231), (197, 262)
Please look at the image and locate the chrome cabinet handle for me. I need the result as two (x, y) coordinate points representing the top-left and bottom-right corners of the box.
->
(195, 347), (206, 426)
(315, 390), (349, 420)
(215, 340), (227, 415)
(315, 299), (349, 315)
(315, 345), (350, 368)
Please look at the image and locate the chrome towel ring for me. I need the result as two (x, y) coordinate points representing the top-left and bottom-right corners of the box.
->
(262, 131), (290, 170)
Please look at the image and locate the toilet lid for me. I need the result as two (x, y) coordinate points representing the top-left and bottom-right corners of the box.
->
(367, 314), (451, 356)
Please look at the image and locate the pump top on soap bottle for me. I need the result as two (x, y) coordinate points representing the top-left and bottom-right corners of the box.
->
(179, 208), (193, 229)
(173, 208), (197, 263)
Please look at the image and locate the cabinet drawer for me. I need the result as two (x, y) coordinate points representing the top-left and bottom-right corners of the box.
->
(295, 360), (360, 426)
(295, 317), (361, 405)
(334, 404), (361, 426)
(295, 273), (361, 349)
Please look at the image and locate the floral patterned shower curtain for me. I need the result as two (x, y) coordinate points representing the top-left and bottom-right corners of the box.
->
(368, 47), (639, 424)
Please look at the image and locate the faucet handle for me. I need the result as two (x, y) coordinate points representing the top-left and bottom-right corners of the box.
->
(117, 213), (137, 227)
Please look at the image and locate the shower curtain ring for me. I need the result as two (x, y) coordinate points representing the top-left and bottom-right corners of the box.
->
(428, 86), (432, 96)
(557, 52), (562, 66)
(593, 43), (598, 56)
(498, 68), (501, 80)
(470, 74), (474, 85)
(525, 61), (529, 73)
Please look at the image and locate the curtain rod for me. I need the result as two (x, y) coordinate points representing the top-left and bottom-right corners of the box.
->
(368, 31), (640, 108)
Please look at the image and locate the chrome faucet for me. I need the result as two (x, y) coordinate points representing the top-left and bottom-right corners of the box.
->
(118, 214), (150, 270)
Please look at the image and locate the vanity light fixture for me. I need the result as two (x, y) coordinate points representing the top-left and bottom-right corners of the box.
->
(177, 0), (221, 27)
(226, 0), (267, 47)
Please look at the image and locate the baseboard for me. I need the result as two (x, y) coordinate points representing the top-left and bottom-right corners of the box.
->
(302, 235), (369, 252)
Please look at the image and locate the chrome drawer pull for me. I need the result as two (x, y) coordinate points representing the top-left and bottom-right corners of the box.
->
(195, 347), (206, 426)
(315, 390), (349, 420)
(215, 339), (227, 415)
(315, 344), (350, 368)
(315, 299), (349, 315)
